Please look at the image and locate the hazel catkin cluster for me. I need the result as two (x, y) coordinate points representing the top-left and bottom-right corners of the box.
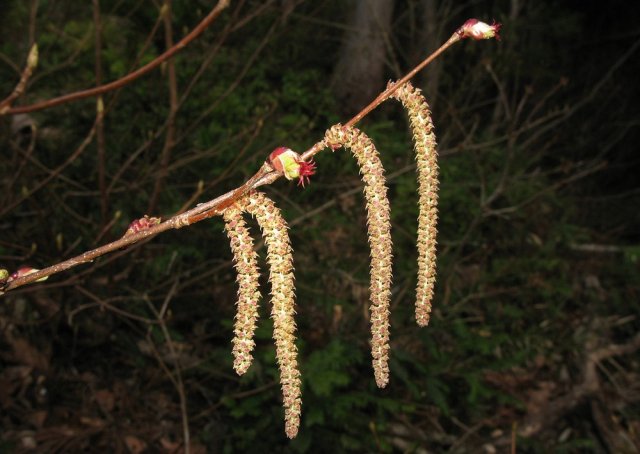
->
(226, 191), (302, 439)
(221, 81), (441, 436)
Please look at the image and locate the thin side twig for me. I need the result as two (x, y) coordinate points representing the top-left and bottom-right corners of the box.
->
(148, 0), (179, 213)
(0, 44), (38, 114)
(2, 0), (230, 115)
(93, 0), (108, 224)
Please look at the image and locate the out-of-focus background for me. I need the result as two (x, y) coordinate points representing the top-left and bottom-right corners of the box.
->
(1, 1), (639, 452)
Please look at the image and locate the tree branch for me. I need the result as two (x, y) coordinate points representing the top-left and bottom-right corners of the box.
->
(0, 26), (469, 294)
(0, 44), (38, 114)
(1, 0), (230, 115)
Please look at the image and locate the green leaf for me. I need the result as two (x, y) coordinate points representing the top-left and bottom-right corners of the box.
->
(304, 340), (353, 397)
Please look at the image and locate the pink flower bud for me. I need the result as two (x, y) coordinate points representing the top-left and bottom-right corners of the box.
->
(8, 266), (48, 282)
(457, 19), (501, 41)
(126, 215), (161, 236)
(268, 147), (316, 187)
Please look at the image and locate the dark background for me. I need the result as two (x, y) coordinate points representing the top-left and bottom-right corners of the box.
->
(1, 0), (639, 452)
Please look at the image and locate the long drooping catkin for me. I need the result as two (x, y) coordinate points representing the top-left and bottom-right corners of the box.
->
(238, 191), (301, 439)
(389, 81), (439, 327)
(223, 206), (261, 376)
(323, 124), (393, 388)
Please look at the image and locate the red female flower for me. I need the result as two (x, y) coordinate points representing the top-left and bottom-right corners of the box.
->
(457, 19), (502, 41)
(269, 147), (316, 187)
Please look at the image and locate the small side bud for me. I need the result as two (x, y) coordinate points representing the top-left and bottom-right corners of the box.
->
(159, 3), (169, 18)
(97, 97), (104, 115)
(0, 269), (9, 284)
(269, 147), (316, 187)
(8, 266), (48, 283)
(457, 19), (501, 41)
(56, 233), (64, 251)
(125, 215), (161, 236)
(27, 44), (39, 70)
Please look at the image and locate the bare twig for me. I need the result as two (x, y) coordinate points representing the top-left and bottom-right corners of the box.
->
(343, 33), (461, 129)
(145, 280), (192, 453)
(2, 0), (230, 115)
(93, 0), (108, 224)
(148, 0), (179, 213)
(0, 44), (38, 114)
(0, 120), (99, 217)
(516, 331), (640, 439)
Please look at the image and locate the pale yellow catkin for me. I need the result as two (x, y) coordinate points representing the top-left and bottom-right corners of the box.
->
(223, 206), (261, 376)
(324, 124), (393, 388)
(238, 191), (301, 439)
(389, 81), (439, 327)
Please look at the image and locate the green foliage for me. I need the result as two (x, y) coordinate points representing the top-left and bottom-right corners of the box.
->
(304, 340), (355, 397)
(1, 1), (639, 452)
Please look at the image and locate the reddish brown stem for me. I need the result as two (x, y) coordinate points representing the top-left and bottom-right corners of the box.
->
(2, 162), (272, 293)
(344, 33), (460, 128)
(1, 29), (467, 294)
(2, 0), (230, 115)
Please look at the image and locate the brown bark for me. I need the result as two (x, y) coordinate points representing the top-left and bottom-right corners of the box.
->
(332, 0), (394, 115)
